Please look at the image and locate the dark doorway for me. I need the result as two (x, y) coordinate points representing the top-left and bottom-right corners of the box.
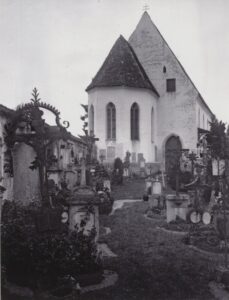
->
(165, 136), (182, 188)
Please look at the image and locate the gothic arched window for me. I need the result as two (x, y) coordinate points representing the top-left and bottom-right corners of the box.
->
(107, 102), (116, 140)
(89, 105), (94, 135)
(131, 102), (139, 140)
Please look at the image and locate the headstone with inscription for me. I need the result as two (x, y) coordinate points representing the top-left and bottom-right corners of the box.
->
(69, 187), (101, 241)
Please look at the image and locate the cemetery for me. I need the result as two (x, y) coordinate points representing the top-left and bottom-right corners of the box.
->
(1, 89), (229, 300)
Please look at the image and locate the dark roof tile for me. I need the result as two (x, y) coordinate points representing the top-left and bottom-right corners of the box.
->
(86, 35), (159, 96)
(0, 104), (14, 117)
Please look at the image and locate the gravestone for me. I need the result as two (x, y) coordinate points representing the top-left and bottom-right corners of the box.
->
(107, 146), (115, 162)
(131, 152), (136, 163)
(166, 194), (189, 223)
(99, 149), (106, 162)
(13, 143), (41, 204)
(138, 153), (144, 164)
(69, 187), (101, 241)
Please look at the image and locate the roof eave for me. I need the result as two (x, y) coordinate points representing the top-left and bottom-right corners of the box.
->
(86, 84), (159, 97)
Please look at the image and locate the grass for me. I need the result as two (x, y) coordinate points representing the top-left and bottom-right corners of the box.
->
(81, 202), (219, 300)
(111, 178), (145, 200)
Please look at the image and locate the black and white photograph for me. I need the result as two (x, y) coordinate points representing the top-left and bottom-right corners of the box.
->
(1, 0), (229, 299)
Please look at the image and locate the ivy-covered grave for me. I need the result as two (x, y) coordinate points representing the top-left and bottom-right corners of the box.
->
(160, 118), (229, 260)
(1, 200), (102, 290)
(1, 89), (105, 298)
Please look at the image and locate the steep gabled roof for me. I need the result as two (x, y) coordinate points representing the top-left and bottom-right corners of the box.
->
(0, 104), (15, 117)
(86, 35), (159, 96)
(129, 12), (213, 117)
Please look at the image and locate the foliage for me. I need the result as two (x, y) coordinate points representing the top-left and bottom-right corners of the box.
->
(4, 88), (71, 204)
(112, 157), (124, 185)
(80, 104), (88, 137)
(208, 116), (228, 159)
(79, 103), (98, 164)
(1, 200), (101, 289)
(94, 163), (110, 189)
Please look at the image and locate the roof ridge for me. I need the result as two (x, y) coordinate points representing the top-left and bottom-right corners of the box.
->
(86, 35), (159, 96)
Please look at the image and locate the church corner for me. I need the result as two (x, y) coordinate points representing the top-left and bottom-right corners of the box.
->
(86, 11), (214, 175)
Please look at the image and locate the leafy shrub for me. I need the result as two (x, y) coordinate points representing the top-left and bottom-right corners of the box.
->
(1, 201), (102, 289)
(112, 157), (124, 185)
(98, 191), (114, 215)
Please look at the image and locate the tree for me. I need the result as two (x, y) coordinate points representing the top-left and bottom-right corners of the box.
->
(208, 116), (227, 159)
(79, 104), (98, 164)
(80, 104), (88, 137)
(208, 117), (229, 268)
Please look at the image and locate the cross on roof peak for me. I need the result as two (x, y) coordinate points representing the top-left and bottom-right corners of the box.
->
(143, 4), (149, 12)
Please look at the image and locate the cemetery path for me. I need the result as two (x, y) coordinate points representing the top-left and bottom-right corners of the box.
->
(82, 201), (219, 300)
(110, 199), (142, 215)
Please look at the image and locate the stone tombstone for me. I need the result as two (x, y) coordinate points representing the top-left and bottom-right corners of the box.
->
(69, 187), (100, 241)
(103, 179), (111, 192)
(131, 152), (136, 163)
(166, 194), (189, 223)
(152, 180), (162, 195)
(107, 146), (115, 162)
(149, 195), (162, 209)
(65, 171), (77, 190)
(123, 168), (129, 177)
(140, 160), (145, 168)
(70, 208), (97, 234)
(139, 155), (146, 178)
(138, 153), (144, 164)
(99, 149), (106, 162)
(145, 165), (151, 176)
(13, 143), (41, 204)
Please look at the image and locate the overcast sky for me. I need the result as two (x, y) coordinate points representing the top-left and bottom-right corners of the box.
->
(0, 0), (228, 135)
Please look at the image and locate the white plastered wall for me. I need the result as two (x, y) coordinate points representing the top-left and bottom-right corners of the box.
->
(129, 12), (207, 163)
(88, 86), (158, 163)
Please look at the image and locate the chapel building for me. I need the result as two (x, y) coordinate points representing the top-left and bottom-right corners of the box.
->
(86, 12), (213, 171)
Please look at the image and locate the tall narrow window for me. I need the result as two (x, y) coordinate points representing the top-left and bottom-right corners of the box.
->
(151, 107), (154, 142)
(89, 105), (94, 135)
(198, 109), (200, 127)
(131, 102), (139, 140)
(203, 114), (205, 129)
(107, 102), (116, 140)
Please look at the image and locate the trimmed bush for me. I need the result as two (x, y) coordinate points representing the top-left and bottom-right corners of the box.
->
(112, 157), (124, 185)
